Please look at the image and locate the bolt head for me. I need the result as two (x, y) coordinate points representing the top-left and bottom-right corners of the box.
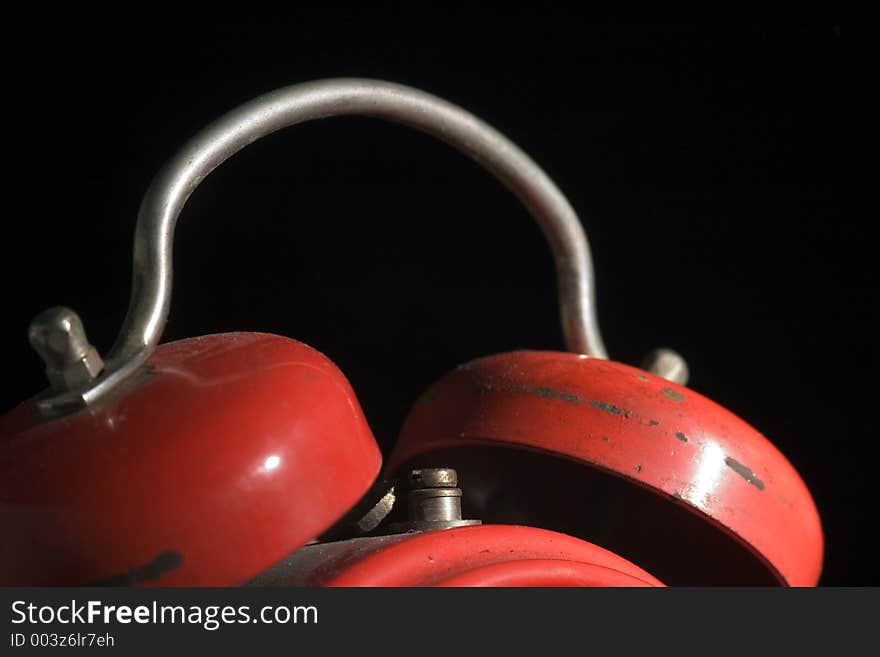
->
(642, 348), (689, 385)
(409, 468), (458, 489)
(29, 306), (104, 392)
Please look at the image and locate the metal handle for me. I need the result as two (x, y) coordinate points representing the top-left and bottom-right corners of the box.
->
(30, 78), (686, 416)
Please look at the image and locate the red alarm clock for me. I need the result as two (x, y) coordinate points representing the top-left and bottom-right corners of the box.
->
(0, 79), (822, 587)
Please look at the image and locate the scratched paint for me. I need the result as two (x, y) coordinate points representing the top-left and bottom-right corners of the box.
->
(526, 387), (580, 403)
(479, 383), (580, 405)
(588, 400), (633, 418)
(661, 388), (685, 403)
(724, 457), (766, 490)
(479, 383), (639, 419)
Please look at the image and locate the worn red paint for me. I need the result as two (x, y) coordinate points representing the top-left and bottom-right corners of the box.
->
(387, 351), (824, 586)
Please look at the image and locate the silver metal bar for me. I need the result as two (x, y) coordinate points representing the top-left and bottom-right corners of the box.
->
(33, 78), (686, 415)
(117, 78), (607, 361)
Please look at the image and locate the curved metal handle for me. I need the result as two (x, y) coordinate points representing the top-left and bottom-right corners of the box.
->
(30, 78), (686, 416)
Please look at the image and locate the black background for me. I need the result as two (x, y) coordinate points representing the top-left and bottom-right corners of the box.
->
(2, 8), (871, 584)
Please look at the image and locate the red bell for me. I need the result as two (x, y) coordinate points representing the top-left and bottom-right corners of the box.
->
(387, 352), (823, 586)
(0, 79), (822, 586)
(0, 330), (381, 586)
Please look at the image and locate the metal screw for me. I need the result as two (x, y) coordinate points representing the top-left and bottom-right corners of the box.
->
(642, 348), (689, 385)
(28, 307), (104, 392)
(382, 467), (481, 534)
(408, 468), (464, 523)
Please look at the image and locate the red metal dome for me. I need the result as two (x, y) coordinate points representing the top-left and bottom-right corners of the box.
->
(387, 351), (823, 586)
(0, 332), (382, 586)
(271, 524), (664, 587)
